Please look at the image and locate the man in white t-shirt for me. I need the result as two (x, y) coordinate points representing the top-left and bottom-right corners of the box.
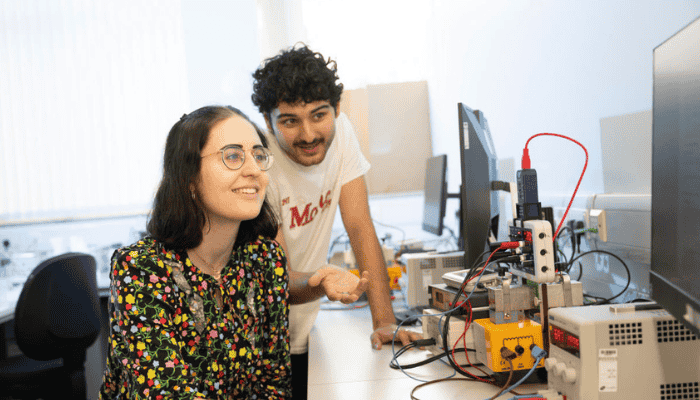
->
(252, 44), (421, 399)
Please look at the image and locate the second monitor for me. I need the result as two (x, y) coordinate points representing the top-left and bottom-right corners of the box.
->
(422, 154), (452, 237)
(458, 103), (499, 270)
(420, 104), (499, 271)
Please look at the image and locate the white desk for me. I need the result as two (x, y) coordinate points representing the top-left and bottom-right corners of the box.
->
(308, 306), (547, 400)
(0, 287), (22, 325)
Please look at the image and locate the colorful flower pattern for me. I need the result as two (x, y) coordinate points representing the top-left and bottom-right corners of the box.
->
(99, 236), (291, 399)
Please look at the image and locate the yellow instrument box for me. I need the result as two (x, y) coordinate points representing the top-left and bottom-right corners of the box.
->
(472, 318), (545, 373)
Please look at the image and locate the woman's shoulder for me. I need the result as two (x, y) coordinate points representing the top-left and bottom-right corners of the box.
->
(112, 237), (185, 277)
(236, 236), (285, 261)
(238, 235), (279, 249)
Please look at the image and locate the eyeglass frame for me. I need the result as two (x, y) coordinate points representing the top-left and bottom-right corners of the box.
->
(200, 144), (274, 171)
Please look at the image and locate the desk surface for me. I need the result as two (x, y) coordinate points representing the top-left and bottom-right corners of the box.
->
(308, 306), (547, 400)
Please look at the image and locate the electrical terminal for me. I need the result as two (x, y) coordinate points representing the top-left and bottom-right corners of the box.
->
(500, 346), (518, 361)
(514, 344), (525, 356)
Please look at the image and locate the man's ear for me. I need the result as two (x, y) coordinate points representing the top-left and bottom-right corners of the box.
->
(264, 113), (273, 132)
(333, 100), (340, 118)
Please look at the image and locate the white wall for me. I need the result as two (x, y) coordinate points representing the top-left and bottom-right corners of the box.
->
(4, 1), (699, 224)
(0, 0), (263, 223)
(0, 0), (190, 221)
(279, 0), (700, 226)
(181, 0), (262, 126)
(425, 1), (700, 207)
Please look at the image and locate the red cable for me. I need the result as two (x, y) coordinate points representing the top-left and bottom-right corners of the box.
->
(456, 245), (506, 302)
(451, 300), (492, 383)
(466, 246), (503, 285)
(450, 246), (504, 381)
(461, 301), (491, 378)
(521, 133), (588, 241)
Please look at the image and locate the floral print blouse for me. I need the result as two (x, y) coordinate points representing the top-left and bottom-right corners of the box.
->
(99, 236), (291, 399)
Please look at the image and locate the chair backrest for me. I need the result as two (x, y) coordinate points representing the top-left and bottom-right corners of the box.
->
(14, 252), (101, 361)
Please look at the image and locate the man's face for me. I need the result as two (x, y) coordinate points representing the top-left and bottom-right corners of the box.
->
(266, 100), (336, 167)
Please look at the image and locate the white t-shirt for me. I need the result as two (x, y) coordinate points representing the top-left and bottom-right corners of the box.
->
(265, 112), (371, 354)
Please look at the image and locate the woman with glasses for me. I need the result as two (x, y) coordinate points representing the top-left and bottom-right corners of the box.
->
(100, 106), (366, 399)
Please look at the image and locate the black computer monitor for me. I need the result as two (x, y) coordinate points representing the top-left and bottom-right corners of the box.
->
(457, 103), (499, 270)
(650, 16), (700, 336)
(422, 155), (448, 236)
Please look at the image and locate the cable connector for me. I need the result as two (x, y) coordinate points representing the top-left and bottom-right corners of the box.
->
(500, 346), (518, 361)
(412, 338), (436, 347)
(521, 148), (531, 170)
(490, 241), (523, 251)
(499, 241), (523, 250)
(529, 344), (547, 359)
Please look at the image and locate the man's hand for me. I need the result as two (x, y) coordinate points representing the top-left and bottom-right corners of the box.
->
(370, 323), (424, 350)
(308, 265), (369, 304)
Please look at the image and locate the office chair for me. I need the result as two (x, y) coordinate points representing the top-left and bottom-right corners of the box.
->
(0, 252), (101, 399)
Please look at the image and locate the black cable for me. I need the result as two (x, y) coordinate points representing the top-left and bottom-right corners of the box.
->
(389, 338), (484, 370)
(410, 377), (479, 400)
(553, 261), (569, 270)
(567, 249), (631, 304)
(409, 377), (524, 400)
(583, 293), (608, 304)
(555, 239), (569, 265)
(390, 341), (418, 365)
(555, 225), (576, 263)
(441, 249), (498, 377)
(441, 310), (495, 381)
(441, 247), (520, 380)
(555, 224), (572, 239)
(454, 250), (493, 301)
(628, 298), (654, 303)
(390, 347), (479, 370)
(456, 252), (520, 301)
(441, 313), (472, 378)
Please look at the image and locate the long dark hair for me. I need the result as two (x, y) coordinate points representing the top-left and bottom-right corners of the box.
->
(147, 105), (278, 249)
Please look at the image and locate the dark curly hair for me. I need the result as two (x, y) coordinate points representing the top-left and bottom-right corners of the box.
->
(252, 44), (344, 119)
(147, 105), (278, 250)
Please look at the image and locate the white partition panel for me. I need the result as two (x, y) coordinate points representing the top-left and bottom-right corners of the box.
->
(0, 0), (189, 222)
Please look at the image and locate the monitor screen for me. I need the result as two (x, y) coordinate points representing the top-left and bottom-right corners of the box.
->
(422, 154), (448, 236)
(458, 103), (498, 270)
(650, 16), (700, 336)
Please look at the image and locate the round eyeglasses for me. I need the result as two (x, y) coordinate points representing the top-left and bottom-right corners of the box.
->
(201, 145), (274, 171)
